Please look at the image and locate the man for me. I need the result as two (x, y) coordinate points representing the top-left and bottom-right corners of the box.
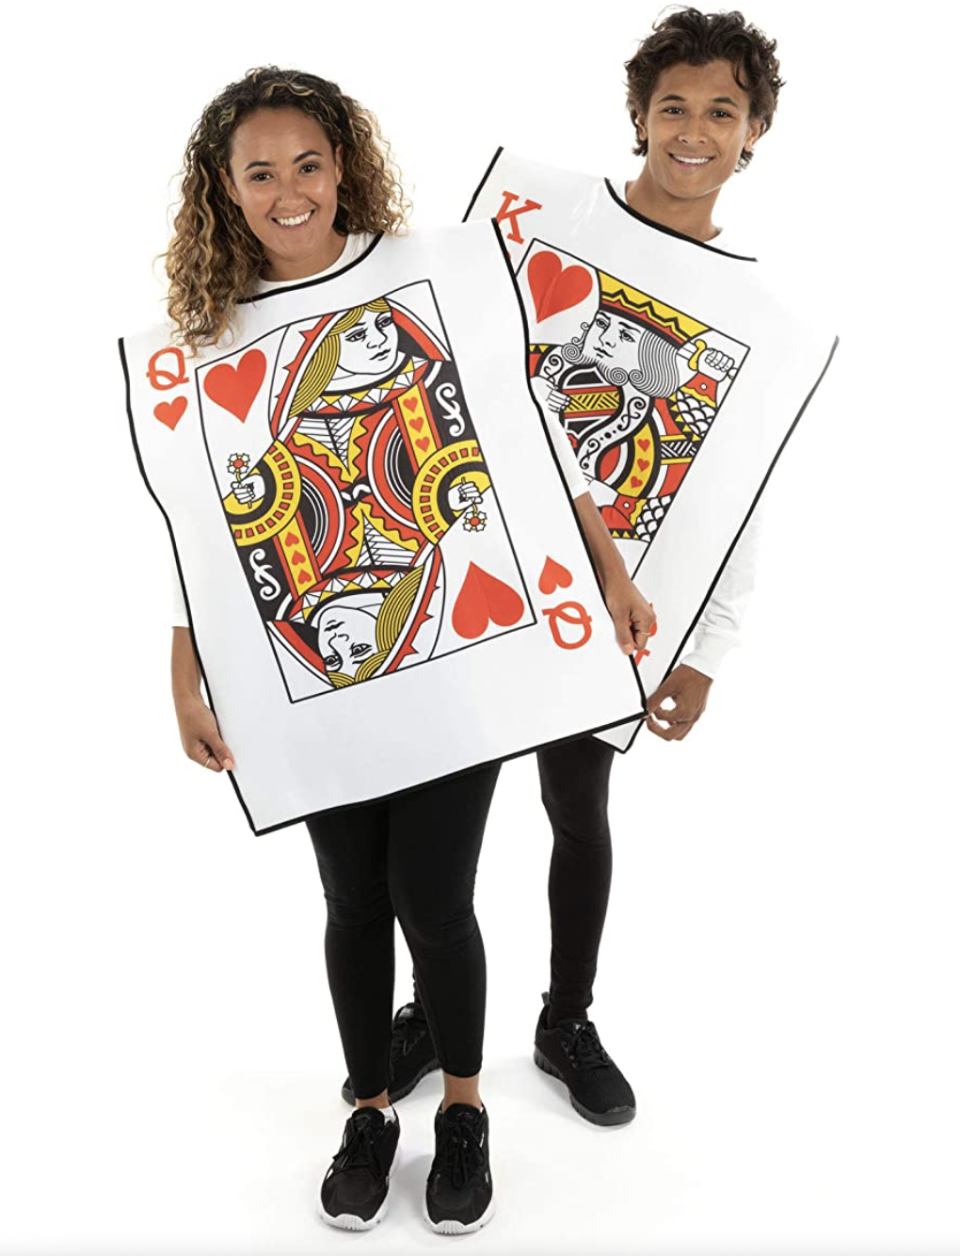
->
(340, 7), (785, 1126)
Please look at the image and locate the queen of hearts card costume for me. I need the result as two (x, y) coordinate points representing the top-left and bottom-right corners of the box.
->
(121, 223), (644, 832)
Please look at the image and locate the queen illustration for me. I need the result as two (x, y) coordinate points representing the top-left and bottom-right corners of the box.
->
(219, 289), (491, 691)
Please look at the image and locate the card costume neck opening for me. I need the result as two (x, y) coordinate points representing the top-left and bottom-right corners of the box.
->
(602, 177), (758, 263)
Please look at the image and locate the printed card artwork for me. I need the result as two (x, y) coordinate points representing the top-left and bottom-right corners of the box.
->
(195, 280), (535, 703)
(517, 240), (751, 578)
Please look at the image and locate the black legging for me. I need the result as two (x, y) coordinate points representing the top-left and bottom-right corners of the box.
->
(410, 735), (615, 1029)
(306, 762), (501, 1100)
(537, 735), (616, 1023)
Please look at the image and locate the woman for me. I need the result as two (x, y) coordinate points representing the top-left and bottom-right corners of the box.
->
(162, 66), (655, 1235)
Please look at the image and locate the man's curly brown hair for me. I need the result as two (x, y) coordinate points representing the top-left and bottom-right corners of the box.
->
(165, 66), (409, 352)
(625, 8), (783, 171)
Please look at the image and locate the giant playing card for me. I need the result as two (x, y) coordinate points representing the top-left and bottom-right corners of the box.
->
(122, 224), (644, 832)
(465, 151), (838, 749)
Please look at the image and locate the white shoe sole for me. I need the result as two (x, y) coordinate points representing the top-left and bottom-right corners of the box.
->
(317, 1148), (398, 1231)
(424, 1192), (496, 1236)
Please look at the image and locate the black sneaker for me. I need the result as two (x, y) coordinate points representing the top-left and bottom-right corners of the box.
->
(534, 994), (636, 1126)
(424, 1103), (495, 1235)
(317, 1107), (400, 1231)
(341, 1002), (440, 1106)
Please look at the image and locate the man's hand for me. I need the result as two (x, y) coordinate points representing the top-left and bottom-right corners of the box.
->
(603, 571), (656, 655)
(646, 664), (712, 741)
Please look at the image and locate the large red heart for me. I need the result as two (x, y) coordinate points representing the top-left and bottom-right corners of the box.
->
(203, 349), (267, 423)
(154, 396), (187, 431)
(452, 563), (525, 640)
(538, 556), (573, 596)
(527, 251), (592, 323)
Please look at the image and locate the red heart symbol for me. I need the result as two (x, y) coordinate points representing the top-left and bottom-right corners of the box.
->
(285, 532), (299, 546)
(416, 437), (431, 451)
(290, 551), (306, 566)
(203, 349), (267, 423)
(403, 397), (420, 412)
(153, 396), (187, 430)
(638, 459), (650, 471)
(527, 251), (592, 322)
(297, 570), (312, 585)
(408, 416), (424, 432)
(630, 476), (643, 488)
(638, 438), (651, 451)
(452, 563), (526, 640)
(538, 556), (573, 595)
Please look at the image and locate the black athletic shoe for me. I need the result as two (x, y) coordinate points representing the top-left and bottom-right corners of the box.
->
(534, 994), (636, 1127)
(341, 1002), (440, 1106)
(424, 1103), (495, 1235)
(317, 1107), (400, 1231)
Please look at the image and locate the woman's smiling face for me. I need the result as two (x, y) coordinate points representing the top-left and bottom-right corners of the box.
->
(219, 106), (344, 280)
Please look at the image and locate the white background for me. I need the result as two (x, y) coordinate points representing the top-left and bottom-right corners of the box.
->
(2, 2), (956, 1253)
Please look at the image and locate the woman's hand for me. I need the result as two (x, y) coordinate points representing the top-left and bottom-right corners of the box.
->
(175, 692), (235, 772)
(571, 494), (656, 656)
(602, 570), (657, 656)
(172, 627), (235, 772)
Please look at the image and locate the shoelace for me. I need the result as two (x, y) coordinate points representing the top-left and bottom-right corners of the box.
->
(437, 1113), (485, 1190)
(334, 1114), (383, 1175)
(392, 1006), (428, 1059)
(562, 1021), (611, 1070)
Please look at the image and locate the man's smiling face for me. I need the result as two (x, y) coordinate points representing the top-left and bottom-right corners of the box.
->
(635, 59), (763, 203)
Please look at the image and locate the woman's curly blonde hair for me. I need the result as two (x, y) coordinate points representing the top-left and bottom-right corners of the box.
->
(165, 66), (409, 352)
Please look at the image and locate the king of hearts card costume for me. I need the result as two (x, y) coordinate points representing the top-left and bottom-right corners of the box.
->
(465, 150), (839, 749)
(121, 223), (644, 833)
